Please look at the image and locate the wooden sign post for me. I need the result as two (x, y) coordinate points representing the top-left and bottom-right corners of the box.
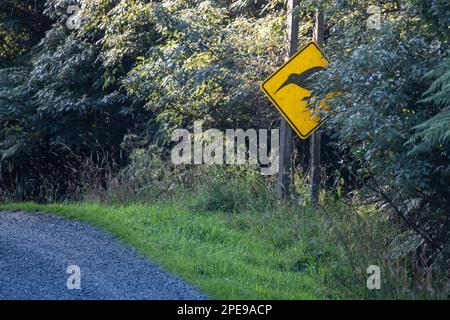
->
(278, 0), (299, 199)
(310, 9), (324, 207)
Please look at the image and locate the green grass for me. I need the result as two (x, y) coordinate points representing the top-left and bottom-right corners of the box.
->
(1, 201), (323, 299)
(1, 198), (438, 299)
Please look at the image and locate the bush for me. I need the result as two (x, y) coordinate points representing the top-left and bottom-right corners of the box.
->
(311, 2), (450, 267)
(191, 165), (278, 213)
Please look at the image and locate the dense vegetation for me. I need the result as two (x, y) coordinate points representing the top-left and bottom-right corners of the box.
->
(1, 0), (449, 298)
(2, 181), (443, 299)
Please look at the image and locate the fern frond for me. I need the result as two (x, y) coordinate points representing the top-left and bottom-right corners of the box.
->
(409, 55), (450, 153)
(421, 55), (450, 105)
(410, 107), (450, 150)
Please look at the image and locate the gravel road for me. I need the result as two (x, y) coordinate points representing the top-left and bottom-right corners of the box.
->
(0, 211), (208, 300)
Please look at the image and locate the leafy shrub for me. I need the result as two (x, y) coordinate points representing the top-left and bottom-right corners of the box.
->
(310, 2), (450, 267)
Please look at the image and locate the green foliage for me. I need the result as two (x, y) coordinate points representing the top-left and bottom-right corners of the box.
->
(411, 107), (450, 151)
(410, 55), (450, 151)
(311, 1), (450, 260)
(0, 3), (152, 200)
(121, 0), (288, 131)
(0, 0), (51, 66)
(0, 0), (293, 200)
(191, 165), (277, 213)
(410, 0), (450, 32)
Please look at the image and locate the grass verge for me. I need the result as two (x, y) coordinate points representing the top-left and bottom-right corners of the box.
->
(1, 199), (439, 299)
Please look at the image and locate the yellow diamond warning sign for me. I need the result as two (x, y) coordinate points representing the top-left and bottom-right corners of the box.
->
(260, 41), (329, 139)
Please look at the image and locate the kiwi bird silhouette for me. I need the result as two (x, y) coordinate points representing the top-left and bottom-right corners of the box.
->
(275, 66), (324, 94)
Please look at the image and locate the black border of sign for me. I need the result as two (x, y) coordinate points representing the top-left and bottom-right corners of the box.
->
(260, 40), (329, 140)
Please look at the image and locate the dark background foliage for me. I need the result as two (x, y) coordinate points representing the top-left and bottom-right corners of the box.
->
(0, 0), (449, 265)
